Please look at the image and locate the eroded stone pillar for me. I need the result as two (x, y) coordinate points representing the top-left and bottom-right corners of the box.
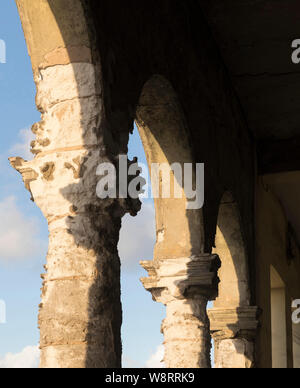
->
(10, 60), (138, 368)
(208, 307), (259, 368)
(14, 0), (143, 369)
(141, 254), (221, 368)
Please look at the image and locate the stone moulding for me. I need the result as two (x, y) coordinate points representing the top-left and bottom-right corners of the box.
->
(208, 306), (260, 340)
(140, 254), (221, 368)
(9, 157), (38, 200)
(208, 307), (260, 368)
(140, 254), (221, 302)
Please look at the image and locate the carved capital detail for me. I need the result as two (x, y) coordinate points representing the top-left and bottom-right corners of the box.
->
(140, 254), (221, 304)
(208, 306), (260, 341)
(9, 157), (39, 200)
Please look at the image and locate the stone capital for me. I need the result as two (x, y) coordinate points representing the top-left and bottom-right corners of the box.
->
(140, 254), (221, 304)
(208, 306), (260, 341)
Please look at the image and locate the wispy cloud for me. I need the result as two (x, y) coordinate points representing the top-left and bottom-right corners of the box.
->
(0, 346), (40, 368)
(9, 127), (35, 160)
(122, 356), (143, 368)
(146, 345), (165, 368)
(0, 197), (46, 262)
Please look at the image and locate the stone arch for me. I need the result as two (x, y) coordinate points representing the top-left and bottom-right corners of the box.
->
(137, 75), (221, 368)
(135, 75), (205, 261)
(15, 0), (93, 77)
(208, 191), (258, 368)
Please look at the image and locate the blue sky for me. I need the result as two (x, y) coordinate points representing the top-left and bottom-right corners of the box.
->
(0, 0), (164, 368)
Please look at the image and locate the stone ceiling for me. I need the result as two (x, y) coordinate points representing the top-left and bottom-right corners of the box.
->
(200, 0), (300, 141)
(199, 1), (300, 240)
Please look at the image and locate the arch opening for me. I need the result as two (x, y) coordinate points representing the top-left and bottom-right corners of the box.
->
(118, 125), (165, 368)
(213, 191), (251, 309)
(208, 191), (256, 369)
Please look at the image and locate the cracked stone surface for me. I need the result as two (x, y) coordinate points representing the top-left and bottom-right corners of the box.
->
(10, 59), (140, 368)
(141, 255), (221, 368)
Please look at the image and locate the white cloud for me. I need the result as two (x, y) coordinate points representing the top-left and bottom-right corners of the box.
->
(146, 345), (165, 368)
(9, 127), (35, 161)
(0, 197), (46, 262)
(122, 356), (143, 368)
(118, 201), (156, 270)
(0, 346), (40, 368)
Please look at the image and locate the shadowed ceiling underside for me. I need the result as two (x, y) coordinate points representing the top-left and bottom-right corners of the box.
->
(200, 0), (300, 241)
(201, 0), (300, 141)
(200, 0), (300, 174)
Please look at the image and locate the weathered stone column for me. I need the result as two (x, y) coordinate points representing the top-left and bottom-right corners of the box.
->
(10, 58), (139, 367)
(208, 307), (259, 368)
(141, 254), (221, 368)
(13, 0), (139, 368)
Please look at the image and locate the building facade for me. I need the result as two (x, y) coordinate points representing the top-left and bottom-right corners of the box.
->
(10, 0), (300, 368)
